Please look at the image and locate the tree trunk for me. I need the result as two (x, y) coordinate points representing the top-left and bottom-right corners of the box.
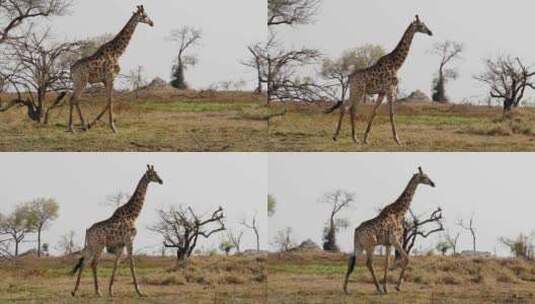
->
(255, 230), (260, 251)
(503, 98), (514, 113)
(176, 249), (188, 269)
(14, 240), (19, 257)
(37, 227), (42, 257)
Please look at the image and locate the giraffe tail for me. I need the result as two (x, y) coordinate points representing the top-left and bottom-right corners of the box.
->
(343, 253), (357, 294)
(70, 256), (85, 276)
(324, 100), (343, 114)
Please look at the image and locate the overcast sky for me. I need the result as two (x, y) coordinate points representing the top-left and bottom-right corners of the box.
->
(45, 0), (266, 89)
(269, 153), (535, 257)
(276, 0), (535, 103)
(0, 153), (267, 256)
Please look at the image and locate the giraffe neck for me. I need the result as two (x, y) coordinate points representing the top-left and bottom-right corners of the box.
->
(122, 173), (150, 220)
(387, 23), (417, 71)
(388, 174), (419, 217)
(107, 14), (139, 58)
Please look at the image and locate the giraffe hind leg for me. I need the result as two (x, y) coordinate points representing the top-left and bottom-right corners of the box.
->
(90, 251), (103, 297)
(71, 249), (92, 296)
(343, 246), (361, 294)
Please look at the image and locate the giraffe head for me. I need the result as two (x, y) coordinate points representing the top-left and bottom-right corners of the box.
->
(133, 5), (154, 27)
(415, 166), (435, 187)
(412, 15), (433, 36)
(145, 164), (163, 184)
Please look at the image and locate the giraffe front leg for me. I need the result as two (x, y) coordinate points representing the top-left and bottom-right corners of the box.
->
(365, 248), (384, 294)
(383, 245), (391, 294)
(67, 101), (76, 134)
(108, 247), (123, 297)
(363, 94), (384, 144)
(106, 79), (117, 133)
(349, 105), (359, 144)
(387, 93), (401, 145)
(126, 242), (145, 297)
(333, 107), (346, 141)
(391, 239), (409, 291)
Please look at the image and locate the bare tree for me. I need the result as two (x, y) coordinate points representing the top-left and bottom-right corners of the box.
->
(167, 26), (201, 90)
(126, 65), (147, 99)
(320, 44), (385, 106)
(272, 226), (295, 252)
(149, 205), (225, 268)
(0, 204), (35, 256)
(56, 230), (79, 255)
(474, 56), (535, 113)
(225, 229), (244, 254)
(218, 238), (234, 256)
(428, 40), (464, 103)
(0, 0), (70, 44)
(23, 197), (59, 257)
(100, 191), (129, 209)
(458, 216), (477, 252)
(268, 0), (320, 27)
(0, 30), (79, 123)
(397, 207), (444, 259)
(499, 233), (535, 260)
(318, 190), (355, 251)
(241, 214), (260, 251)
(444, 229), (461, 255)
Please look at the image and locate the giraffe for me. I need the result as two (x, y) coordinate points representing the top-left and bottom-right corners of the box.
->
(342, 167), (435, 295)
(70, 165), (163, 297)
(67, 5), (154, 133)
(330, 15), (433, 144)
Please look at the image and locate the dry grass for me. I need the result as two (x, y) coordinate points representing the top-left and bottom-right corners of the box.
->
(267, 101), (535, 151)
(0, 254), (267, 303)
(268, 250), (535, 304)
(5, 93), (535, 151)
(0, 90), (268, 152)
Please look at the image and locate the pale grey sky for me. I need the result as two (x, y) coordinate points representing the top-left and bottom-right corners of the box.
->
(276, 0), (535, 103)
(269, 153), (535, 257)
(0, 153), (267, 255)
(45, 0), (266, 89)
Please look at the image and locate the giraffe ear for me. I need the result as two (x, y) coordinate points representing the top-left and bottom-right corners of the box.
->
(418, 166), (423, 174)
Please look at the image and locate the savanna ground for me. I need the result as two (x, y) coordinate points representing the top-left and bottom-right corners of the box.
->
(4, 90), (535, 152)
(268, 101), (535, 151)
(0, 89), (269, 152)
(269, 251), (535, 304)
(0, 254), (266, 304)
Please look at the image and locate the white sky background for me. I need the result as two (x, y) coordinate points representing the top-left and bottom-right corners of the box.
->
(269, 153), (535, 257)
(44, 0), (266, 90)
(0, 153), (268, 256)
(275, 0), (535, 103)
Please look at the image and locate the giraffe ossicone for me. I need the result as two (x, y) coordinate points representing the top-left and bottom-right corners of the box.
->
(331, 15), (433, 145)
(343, 166), (435, 295)
(70, 164), (162, 297)
(67, 5), (154, 134)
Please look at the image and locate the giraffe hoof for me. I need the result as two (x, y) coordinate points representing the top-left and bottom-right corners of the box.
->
(67, 127), (76, 134)
(71, 291), (76, 297)
(352, 137), (360, 144)
(332, 136), (337, 142)
(96, 291), (102, 297)
(395, 286), (401, 292)
(111, 125), (118, 134)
